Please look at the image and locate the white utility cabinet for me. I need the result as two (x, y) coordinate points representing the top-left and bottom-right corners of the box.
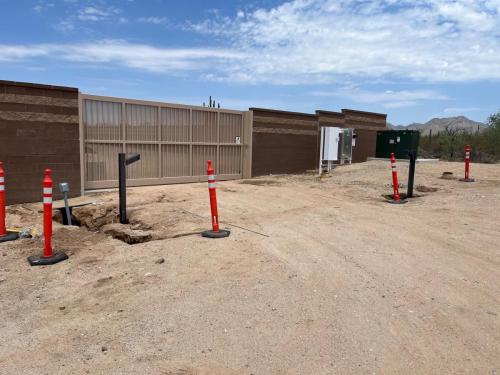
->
(319, 127), (342, 174)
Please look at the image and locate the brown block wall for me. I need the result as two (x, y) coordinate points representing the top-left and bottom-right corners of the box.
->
(0, 80), (81, 204)
(342, 109), (387, 163)
(251, 108), (319, 176)
(317, 109), (387, 163)
(351, 128), (377, 163)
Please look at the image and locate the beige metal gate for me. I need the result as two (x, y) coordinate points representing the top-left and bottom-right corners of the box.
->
(80, 94), (252, 190)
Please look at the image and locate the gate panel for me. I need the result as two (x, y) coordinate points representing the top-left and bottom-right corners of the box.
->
(192, 145), (217, 176)
(126, 104), (158, 141)
(82, 94), (249, 189)
(192, 110), (217, 142)
(161, 108), (190, 142)
(219, 112), (242, 143)
(84, 99), (121, 140)
(161, 144), (190, 177)
(126, 144), (159, 179)
(85, 143), (121, 182)
(219, 146), (242, 174)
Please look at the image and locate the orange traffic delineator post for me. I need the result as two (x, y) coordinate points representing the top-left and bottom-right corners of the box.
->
(387, 153), (407, 204)
(0, 161), (19, 243)
(27, 169), (68, 266)
(201, 160), (230, 239)
(459, 144), (475, 182)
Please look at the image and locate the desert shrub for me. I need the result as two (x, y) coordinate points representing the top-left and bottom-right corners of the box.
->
(419, 110), (500, 163)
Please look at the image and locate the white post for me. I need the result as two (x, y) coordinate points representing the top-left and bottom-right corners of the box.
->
(319, 127), (325, 176)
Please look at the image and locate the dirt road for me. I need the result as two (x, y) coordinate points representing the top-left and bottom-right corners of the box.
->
(1, 160), (499, 374)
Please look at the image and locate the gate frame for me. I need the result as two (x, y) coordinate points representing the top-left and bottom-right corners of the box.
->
(79, 93), (252, 192)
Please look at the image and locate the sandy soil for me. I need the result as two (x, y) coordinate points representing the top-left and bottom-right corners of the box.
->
(0, 160), (499, 375)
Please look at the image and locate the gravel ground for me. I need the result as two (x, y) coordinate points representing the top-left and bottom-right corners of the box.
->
(0, 160), (499, 375)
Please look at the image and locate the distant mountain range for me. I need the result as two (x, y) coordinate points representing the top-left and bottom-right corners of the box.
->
(388, 116), (487, 136)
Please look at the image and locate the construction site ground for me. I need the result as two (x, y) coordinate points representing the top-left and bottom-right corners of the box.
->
(1, 160), (499, 374)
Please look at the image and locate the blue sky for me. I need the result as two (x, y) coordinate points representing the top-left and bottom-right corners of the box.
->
(1, 0), (499, 125)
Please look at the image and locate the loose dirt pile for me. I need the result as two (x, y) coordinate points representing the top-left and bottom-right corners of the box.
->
(1, 160), (499, 374)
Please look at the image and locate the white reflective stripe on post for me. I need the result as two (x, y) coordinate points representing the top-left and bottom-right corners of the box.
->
(43, 187), (52, 195)
(43, 196), (52, 204)
(208, 183), (216, 188)
(208, 175), (215, 180)
(0, 177), (4, 183)
(0, 185), (4, 191)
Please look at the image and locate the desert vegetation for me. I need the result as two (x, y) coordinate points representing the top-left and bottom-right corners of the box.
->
(419, 110), (500, 162)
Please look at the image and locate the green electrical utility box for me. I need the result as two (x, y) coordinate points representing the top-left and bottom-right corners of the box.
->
(376, 130), (420, 159)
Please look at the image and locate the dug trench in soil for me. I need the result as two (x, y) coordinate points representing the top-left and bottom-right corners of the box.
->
(53, 202), (206, 245)
(416, 185), (439, 193)
(52, 203), (153, 244)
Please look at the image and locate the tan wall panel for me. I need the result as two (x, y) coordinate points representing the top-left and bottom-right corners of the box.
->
(219, 146), (242, 175)
(161, 144), (190, 177)
(192, 145), (217, 175)
(84, 99), (122, 141)
(126, 144), (159, 179)
(85, 142), (121, 182)
(161, 107), (190, 142)
(192, 110), (217, 142)
(126, 104), (158, 141)
(219, 112), (243, 143)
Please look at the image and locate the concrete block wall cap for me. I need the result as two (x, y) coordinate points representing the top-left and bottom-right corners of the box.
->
(249, 107), (317, 118)
(341, 108), (388, 118)
(0, 79), (78, 92)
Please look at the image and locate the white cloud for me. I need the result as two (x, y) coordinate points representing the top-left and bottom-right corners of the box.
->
(384, 101), (417, 109)
(55, 20), (75, 32)
(33, 1), (54, 13)
(189, 0), (500, 84)
(138, 16), (167, 25)
(444, 107), (481, 114)
(10, 0), (500, 86)
(53, 3), (125, 31)
(0, 40), (245, 73)
(310, 87), (450, 108)
(0, 45), (51, 61)
(77, 6), (121, 22)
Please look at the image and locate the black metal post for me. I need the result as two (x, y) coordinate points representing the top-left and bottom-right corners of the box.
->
(119, 153), (127, 224)
(119, 153), (140, 224)
(407, 150), (417, 198)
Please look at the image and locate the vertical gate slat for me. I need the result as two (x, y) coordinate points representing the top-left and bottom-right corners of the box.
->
(189, 108), (193, 177)
(217, 111), (220, 173)
(157, 106), (161, 178)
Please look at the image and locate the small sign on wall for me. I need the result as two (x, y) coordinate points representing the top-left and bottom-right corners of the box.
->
(235, 136), (241, 144)
(389, 139), (395, 144)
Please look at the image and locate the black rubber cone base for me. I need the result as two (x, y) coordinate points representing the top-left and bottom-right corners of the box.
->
(388, 199), (408, 204)
(27, 251), (68, 266)
(383, 193), (408, 204)
(0, 231), (19, 243)
(459, 178), (475, 182)
(202, 229), (231, 239)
